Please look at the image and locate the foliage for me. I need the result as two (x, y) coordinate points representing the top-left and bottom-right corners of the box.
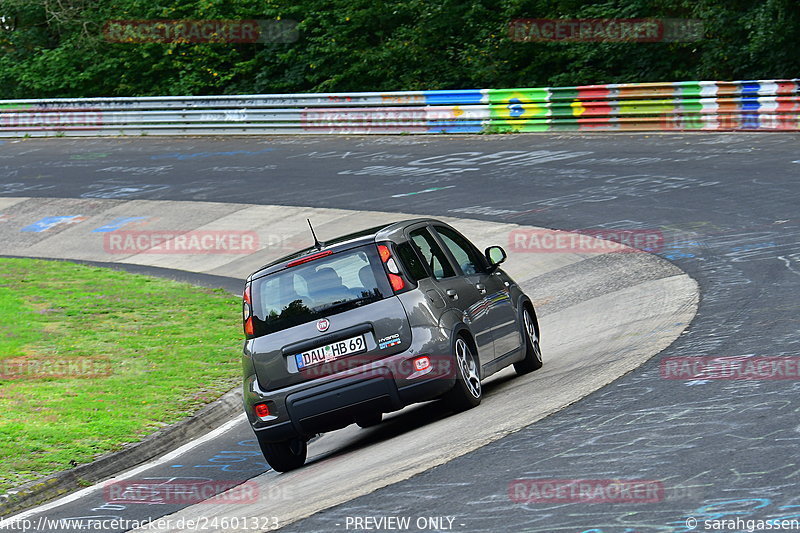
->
(0, 0), (797, 97)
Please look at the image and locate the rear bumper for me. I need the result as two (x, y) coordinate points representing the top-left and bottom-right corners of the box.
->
(245, 351), (454, 443)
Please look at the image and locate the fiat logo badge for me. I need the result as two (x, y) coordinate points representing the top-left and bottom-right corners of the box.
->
(316, 318), (330, 332)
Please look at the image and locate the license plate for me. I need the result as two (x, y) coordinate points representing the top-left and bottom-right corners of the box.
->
(295, 334), (367, 369)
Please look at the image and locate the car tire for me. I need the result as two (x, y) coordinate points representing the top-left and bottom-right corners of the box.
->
(257, 436), (308, 473)
(514, 306), (543, 375)
(355, 411), (383, 428)
(443, 336), (482, 411)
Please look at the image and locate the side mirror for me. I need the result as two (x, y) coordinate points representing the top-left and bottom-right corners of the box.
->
(485, 246), (507, 268)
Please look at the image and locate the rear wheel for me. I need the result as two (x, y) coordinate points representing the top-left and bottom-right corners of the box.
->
(443, 336), (482, 411)
(257, 436), (307, 472)
(514, 307), (543, 375)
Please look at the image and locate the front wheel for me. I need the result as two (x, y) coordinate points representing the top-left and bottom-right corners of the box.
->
(443, 336), (482, 411)
(257, 436), (307, 472)
(514, 307), (543, 375)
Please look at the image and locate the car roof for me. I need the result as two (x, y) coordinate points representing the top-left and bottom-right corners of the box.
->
(247, 217), (440, 281)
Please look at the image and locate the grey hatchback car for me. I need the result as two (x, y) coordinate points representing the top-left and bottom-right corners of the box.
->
(242, 219), (542, 472)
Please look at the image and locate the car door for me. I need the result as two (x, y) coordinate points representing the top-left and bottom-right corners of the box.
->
(431, 224), (521, 361)
(406, 226), (495, 364)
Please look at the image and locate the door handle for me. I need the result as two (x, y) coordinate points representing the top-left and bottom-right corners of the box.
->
(475, 283), (486, 294)
(446, 289), (459, 300)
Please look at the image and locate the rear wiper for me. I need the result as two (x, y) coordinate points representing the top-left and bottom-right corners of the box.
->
(315, 296), (374, 314)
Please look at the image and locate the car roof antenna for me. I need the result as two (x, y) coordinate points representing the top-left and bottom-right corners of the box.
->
(307, 219), (322, 250)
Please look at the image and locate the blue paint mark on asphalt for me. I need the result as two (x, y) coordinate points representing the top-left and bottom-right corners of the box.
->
(92, 217), (148, 233)
(659, 239), (702, 259)
(151, 148), (274, 161)
(662, 252), (696, 259)
(192, 449), (265, 472)
(21, 215), (85, 232)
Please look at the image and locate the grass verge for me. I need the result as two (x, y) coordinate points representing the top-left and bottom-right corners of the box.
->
(0, 258), (241, 493)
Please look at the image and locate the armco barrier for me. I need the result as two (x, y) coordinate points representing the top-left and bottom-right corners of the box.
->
(0, 79), (797, 136)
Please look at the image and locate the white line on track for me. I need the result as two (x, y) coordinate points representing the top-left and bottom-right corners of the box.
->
(5, 414), (247, 523)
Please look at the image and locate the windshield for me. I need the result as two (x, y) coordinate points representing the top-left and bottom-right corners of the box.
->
(250, 245), (391, 335)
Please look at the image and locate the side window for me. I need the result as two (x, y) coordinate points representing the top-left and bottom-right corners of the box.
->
(396, 241), (427, 281)
(409, 228), (455, 280)
(434, 226), (486, 276)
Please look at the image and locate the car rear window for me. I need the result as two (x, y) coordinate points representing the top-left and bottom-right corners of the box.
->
(250, 245), (392, 335)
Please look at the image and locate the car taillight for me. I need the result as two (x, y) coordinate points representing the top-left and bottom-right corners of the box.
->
(254, 403), (270, 418)
(243, 285), (254, 337)
(377, 243), (406, 293)
(378, 245), (391, 263)
(388, 273), (405, 292)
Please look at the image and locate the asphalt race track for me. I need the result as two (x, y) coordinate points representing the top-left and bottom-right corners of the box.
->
(1, 133), (799, 533)
(1, 197), (695, 532)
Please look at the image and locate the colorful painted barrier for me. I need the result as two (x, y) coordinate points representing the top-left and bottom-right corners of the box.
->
(0, 79), (797, 136)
